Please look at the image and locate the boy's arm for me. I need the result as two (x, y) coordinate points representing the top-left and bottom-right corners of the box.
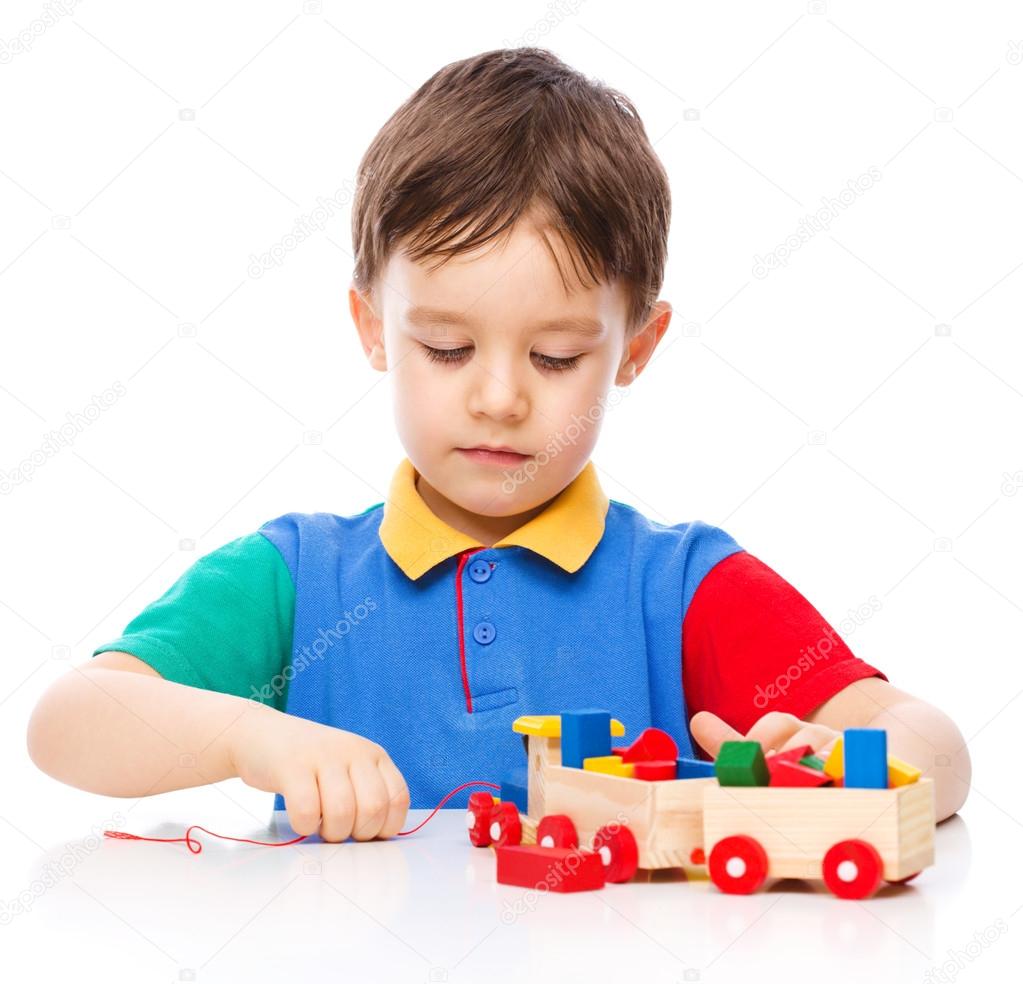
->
(805, 675), (972, 821)
(690, 677), (971, 823)
(26, 651), (273, 797)
(682, 548), (970, 822)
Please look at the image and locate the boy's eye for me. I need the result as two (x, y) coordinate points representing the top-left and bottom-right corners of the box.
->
(420, 344), (581, 372)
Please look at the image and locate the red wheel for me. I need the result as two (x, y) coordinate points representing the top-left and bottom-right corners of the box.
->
(537, 814), (579, 849)
(708, 835), (768, 895)
(591, 824), (639, 882)
(489, 802), (522, 847)
(466, 792), (495, 847)
(822, 839), (883, 899)
(885, 871), (920, 885)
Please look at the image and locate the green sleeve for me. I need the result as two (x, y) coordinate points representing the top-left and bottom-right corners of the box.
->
(92, 532), (296, 711)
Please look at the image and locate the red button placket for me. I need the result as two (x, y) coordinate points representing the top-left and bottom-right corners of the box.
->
(454, 547), (493, 713)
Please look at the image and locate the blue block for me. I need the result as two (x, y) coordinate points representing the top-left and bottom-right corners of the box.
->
(500, 773), (529, 814)
(676, 756), (716, 779)
(561, 709), (611, 769)
(843, 728), (888, 788)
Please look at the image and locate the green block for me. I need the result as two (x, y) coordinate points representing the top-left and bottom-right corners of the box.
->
(714, 740), (769, 786)
(798, 754), (825, 771)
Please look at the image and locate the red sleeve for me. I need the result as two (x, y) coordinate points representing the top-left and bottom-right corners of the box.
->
(682, 550), (887, 749)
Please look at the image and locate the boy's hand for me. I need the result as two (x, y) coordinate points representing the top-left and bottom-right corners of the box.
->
(228, 706), (410, 842)
(689, 709), (840, 762)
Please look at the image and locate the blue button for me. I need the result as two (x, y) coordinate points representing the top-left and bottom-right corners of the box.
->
(473, 621), (496, 645)
(468, 559), (492, 583)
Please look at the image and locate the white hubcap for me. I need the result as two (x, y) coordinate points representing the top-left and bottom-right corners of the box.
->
(599, 846), (612, 866)
(489, 821), (501, 841)
(465, 811), (475, 829)
(540, 835), (554, 848)
(837, 860), (859, 882)
(725, 856), (747, 879)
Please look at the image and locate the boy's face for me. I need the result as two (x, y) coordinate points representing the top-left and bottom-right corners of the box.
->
(351, 212), (670, 539)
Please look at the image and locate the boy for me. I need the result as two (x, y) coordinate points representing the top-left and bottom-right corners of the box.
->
(27, 48), (970, 844)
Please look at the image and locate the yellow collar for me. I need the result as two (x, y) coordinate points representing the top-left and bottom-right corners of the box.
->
(378, 457), (610, 580)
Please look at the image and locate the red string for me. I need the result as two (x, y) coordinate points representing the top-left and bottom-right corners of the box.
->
(102, 780), (500, 854)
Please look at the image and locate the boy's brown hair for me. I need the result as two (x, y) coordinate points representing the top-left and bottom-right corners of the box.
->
(351, 47), (670, 335)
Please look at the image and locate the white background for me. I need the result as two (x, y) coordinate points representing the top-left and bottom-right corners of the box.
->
(1, 1), (1021, 982)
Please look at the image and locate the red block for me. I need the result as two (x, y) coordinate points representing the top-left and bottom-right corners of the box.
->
(768, 759), (833, 787)
(495, 844), (606, 892)
(618, 727), (679, 763)
(765, 744), (813, 765)
(633, 759), (678, 780)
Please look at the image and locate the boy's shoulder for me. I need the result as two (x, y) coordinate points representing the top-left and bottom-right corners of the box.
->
(254, 502), (386, 570)
(605, 497), (743, 555)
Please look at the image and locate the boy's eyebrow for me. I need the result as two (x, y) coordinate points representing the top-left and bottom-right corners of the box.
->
(406, 306), (606, 338)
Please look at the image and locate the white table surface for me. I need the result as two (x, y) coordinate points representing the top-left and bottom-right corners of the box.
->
(3, 795), (1021, 984)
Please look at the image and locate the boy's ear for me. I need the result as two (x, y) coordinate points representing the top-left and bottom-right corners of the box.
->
(349, 284), (387, 371)
(615, 300), (672, 386)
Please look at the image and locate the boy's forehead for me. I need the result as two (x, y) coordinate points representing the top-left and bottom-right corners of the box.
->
(380, 218), (629, 334)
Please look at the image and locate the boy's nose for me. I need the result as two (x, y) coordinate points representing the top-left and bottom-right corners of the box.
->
(466, 359), (530, 421)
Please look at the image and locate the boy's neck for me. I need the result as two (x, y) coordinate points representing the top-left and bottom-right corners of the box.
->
(414, 472), (553, 548)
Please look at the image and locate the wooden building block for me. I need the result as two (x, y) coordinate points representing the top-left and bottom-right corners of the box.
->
(715, 740), (769, 786)
(500, 771), (529, 813)
(618, 727), (679, 763)
(495, 844), (605, 892)
(844, 729), (888, 789)
(633, 760), (678, 780)
(768, 759), (833, 787)
(676, 757), (717, 779)
(766, 744), (812, 765)
(583, 755), (635, 778)
(562, 709), (612, 769)
(823, 739), (844, 780)
(888, 756), (922, 787)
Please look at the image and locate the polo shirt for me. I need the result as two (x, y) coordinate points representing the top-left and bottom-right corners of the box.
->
(93, 456), (886, 811)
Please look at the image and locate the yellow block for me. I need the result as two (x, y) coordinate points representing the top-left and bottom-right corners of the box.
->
(887, 756), (921, 786)
(823, 739), (844, 779)
(512, 714), (626, 738)
(583, 755), (635, 778)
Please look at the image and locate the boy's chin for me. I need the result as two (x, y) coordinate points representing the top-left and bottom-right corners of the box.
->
(440, 476), (552, 518)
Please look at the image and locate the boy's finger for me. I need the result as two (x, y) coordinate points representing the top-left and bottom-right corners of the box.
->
(281, 774), (322, 838)
(376, 757), (410, 839)
(778, 724), (838, 756)
(348, 757), (391, 841)
(315, 765), (356, 843)
(689, 710), (744, 758)
(745, 712), (803, 752)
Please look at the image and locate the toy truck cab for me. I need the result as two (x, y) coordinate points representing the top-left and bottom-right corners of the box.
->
(467, 712), (715, 883)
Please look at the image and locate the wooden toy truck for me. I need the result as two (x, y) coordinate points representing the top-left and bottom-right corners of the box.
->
(466, 713), (936, 899)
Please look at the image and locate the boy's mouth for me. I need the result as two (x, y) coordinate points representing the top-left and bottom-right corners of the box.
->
(458, 446), (532, 467)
